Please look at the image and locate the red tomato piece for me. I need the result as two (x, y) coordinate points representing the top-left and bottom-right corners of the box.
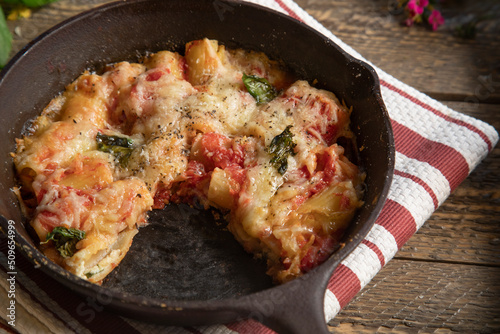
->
(196, 133), (245, 170)
(146, 70), (163, 82)
(300, 234), (336, 273)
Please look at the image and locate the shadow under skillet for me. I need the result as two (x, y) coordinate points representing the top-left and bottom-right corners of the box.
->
(102, 203), (273, 301)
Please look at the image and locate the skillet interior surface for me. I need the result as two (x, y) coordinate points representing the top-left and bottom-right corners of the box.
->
(0, 0), (394, 330)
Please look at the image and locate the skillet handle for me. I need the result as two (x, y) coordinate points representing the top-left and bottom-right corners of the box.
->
(256, 270), (332, 334)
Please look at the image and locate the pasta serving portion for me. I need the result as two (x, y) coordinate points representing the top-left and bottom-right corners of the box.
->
(13, 38), (365, 284)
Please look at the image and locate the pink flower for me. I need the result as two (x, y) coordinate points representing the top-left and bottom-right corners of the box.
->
(407, 0), (429, 15)
(428, 10), (445, 30)
(405, 17), (415, 27)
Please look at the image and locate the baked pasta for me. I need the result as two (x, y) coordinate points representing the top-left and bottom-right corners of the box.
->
(13, 38), (365, 284)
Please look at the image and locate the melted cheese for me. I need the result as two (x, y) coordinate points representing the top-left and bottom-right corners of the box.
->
(14, 38), (364, 284)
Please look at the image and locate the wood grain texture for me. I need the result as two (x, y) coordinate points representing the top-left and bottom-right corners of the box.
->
(332, 260), (500, 333)
(2, 0), (499, 333)
(295, 0), (500, 102)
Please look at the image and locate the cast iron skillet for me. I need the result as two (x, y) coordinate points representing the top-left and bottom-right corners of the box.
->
(0, 1), (394, 333)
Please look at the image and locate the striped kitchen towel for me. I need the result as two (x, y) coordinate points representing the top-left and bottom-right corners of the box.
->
(1, 0), (498, 333)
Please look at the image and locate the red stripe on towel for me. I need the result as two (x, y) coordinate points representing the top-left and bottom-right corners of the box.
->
(361, 239), (386, 267)
(327, 264), (362, 308)
(392, 120), (469, 192)
(375, 199), (417, 249)
(381, 80), (493, 151)
(274, 0), (303, 22)
(394, 169), (440, 209)
(226, 319), (276, 334)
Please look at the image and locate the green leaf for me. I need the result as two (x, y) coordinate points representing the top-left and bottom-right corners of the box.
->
(20, 0), (58, 7)
(1, 1), (25, 5)
(267, 125), (296, 175)
(41, 226), (86, 258)
(242, 73), (277, 104)
(0, 6), (13, 68)
(455, 21), (477, 39)
(85, 266), (103, 279)
(1, 0), (59, 8)
(96, 132), (134, 167)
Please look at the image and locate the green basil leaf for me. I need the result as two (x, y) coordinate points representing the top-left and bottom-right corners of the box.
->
(267, 125), (296, 175)
(41, 226), (86, 258)
(242, 73), (277, 104)
(96, 132), (134, 167)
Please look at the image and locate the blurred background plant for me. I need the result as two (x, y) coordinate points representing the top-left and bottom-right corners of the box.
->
(451, 12), (494, 39)
(0, 0), (58, 68)
(398, 0), (445, 30)
(396, 0), (496, 38)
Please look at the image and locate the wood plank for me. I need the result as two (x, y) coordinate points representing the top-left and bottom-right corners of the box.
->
(331, 259), (500, 333)
(295, 0), (500, 102)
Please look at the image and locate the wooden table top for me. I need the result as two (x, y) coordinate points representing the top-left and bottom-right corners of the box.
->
(3, 0), (499, 333)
